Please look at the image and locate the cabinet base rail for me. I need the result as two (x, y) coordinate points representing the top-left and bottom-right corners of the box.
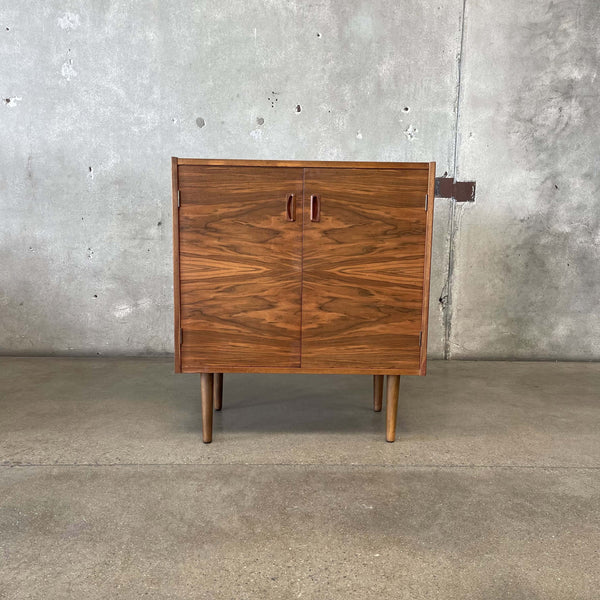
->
(199, 373), (400, 443)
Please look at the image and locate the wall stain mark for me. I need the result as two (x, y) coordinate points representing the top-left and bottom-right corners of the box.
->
(403, 124), (417, 140)
(4, 96), (22, 107)
(61, 54), (77, 81)
(196, 117), (206, 128)
(57, 12), (80, 30)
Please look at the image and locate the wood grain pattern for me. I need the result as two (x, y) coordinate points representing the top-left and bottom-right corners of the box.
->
(213, 373), (223, 411)
(178, 159), (429, 170)
(373, 375), (384, 412)
(172, 157), (182, 373)
(179, 167), (303, 371)
(301, 168), (428, 370)
(386, 374), (400, 442)
(200, 373), (214, 443)
(174, 160), (434, 376)
(419, 163), (436, 375)
(177, 364), (421, 375)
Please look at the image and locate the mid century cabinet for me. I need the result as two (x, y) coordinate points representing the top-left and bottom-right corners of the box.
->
(172, 158), (435, 443)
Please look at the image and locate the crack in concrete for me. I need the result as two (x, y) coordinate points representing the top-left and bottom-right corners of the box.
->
(2, 463), (599, 470)
(444, 0), (468, 359)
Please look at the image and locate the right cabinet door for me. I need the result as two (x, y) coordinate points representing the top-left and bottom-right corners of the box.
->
(301, 167), (429, 371)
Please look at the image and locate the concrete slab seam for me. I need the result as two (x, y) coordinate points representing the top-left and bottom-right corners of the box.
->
(444, 0), (468, 359)
(1, 464), (600, 470)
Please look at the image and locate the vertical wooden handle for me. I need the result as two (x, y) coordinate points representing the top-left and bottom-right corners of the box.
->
(310, 194), (320, 222)
(286, 193), (296, 221)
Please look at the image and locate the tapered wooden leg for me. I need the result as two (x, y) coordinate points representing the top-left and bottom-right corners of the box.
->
(386, 375), (400, 442)
(201, 373), (214, 443)
(373, 375), (384, 412)
(213, 373), (223, 411)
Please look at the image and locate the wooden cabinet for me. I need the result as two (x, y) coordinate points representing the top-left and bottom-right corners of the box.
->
(172, 158), (435, 442)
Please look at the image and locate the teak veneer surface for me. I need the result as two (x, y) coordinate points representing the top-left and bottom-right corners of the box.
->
(173, 159), (435, 376)
(177, 158), (429, 170)
(179, 167), (303, 369)
(301, 168), (426, 371)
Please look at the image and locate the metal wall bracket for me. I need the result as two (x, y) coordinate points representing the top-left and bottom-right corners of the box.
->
(435, 177), (476, 202)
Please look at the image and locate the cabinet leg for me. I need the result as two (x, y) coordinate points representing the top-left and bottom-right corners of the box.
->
(373, 375), (384, 412)
(386, 375), (400, 442)
(201, 373), (214, 443)
(214, 373), (223, 411)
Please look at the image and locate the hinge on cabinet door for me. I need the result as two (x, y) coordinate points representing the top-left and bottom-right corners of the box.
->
(425, 194), (428, 211)
(177, 190), (181, 208)
(419, 331), (423, 347)
(179, 328), (183, 345)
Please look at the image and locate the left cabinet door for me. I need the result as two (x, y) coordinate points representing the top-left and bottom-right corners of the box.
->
(176, 166), (304, 371)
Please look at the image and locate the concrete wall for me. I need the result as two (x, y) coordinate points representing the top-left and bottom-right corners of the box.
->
(449, 1), (600, 360)
(1, 1), (597, 360)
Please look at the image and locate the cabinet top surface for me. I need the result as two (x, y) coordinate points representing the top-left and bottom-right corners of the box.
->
(174, 157), (433, 170)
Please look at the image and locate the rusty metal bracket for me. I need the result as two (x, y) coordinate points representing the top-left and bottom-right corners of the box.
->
(435, 177), (476, 202)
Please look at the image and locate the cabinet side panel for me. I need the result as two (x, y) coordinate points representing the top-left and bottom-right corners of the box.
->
(419, 162), (436, 375)
(172, 157), (182, 373)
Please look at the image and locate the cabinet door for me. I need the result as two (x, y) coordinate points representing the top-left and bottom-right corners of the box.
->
(301, 168), (429, 371)
(177, 166), (303, 371)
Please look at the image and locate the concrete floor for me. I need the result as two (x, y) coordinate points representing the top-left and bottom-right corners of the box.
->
(0, 359), (599, 598)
